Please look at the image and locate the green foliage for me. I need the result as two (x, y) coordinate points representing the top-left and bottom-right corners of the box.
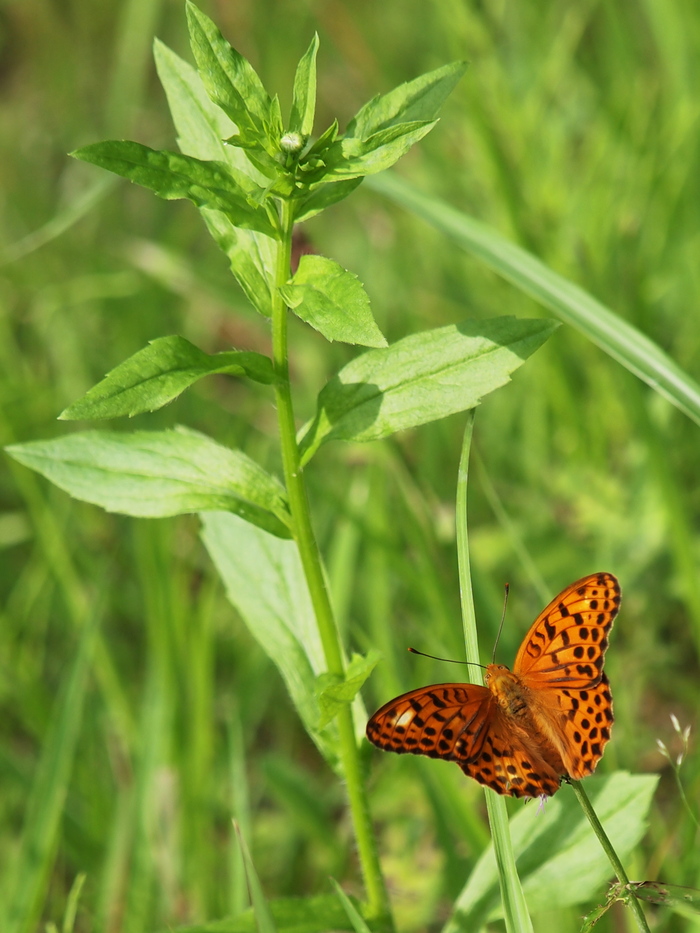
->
(299, 317), (558, 463)
(2, 1), (700, 932)
(7, 428), (292, 537)
(59, 336), (274, 420)
(280, 255), (387, 348)
(445, 773), (658, 930)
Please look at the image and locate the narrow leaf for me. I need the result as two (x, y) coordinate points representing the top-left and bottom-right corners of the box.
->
(233, 823), (277, 933)
(294, 178), (363, 223)
(329, 879), (373, 933)
(3, 610), (99, 933)
(6, 428), (292, 537)
(186, 2), (271, 149)
(154, 38), (233, 164)
(324, 121), (437, 180)
(299, 317), (558, 464)
(316, 650), (381, 728)
(368, 172), (700, 429)
(71, 141), (276, 236)
(289, 34), (319, 136)
(279, 255), (387, 348)
(443, 773), (659, 931)
(59, 336), (274, 421)
(346, 60), (467, 139)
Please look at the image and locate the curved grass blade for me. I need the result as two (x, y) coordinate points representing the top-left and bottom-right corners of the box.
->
(368, 173), (700, 428)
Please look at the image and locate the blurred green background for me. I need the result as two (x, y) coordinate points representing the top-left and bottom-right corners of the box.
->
(1, 1), (699, 930)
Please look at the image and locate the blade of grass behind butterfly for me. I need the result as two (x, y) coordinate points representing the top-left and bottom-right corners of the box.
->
(453, 409), (534, 933)
(367, 173), (700, 429)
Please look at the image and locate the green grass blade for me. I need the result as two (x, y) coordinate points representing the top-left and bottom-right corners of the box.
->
(368, 172), (700, 427)
(3, 608), (100, 933)
(233, 822), (278, 933)
(453, 411), (533, 933)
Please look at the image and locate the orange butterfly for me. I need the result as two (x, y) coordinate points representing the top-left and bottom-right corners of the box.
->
(366, 572), (619, 798)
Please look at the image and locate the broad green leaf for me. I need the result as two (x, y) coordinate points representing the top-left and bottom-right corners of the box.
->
(443, 773), (659, 931)
(289, 34), (319, 137)
(346, 61), (467, 139)
(316, 650), (380, 728)
(200, 512), (368, 772)
(324, 121), (437, 180)
(293, 178), (363, 223)
(166, 893), (363, 932)
(59, 336), (274, 421)
(186, 2), (272, 150)
(71, 141), (276, 236)
(3, 609), (99, 933)
(6, 428), (292, 537)
(279, 256), (386, 348)
(299, 317), (558, 464)
(368, 172), (700, 429)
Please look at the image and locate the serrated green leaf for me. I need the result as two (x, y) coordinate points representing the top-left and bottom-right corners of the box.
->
(6, 428), (292, 537)
(299, 317), (558, 464)
(71, 141), (276, 236)
(186, 2), (272, 151)
(59, 336), (273, 421)
(324, 120), (437, 180)
(293, 178), (363, 223)
(279, 256), (386, 348)
(443, 773), (659, 931)
(316, 650), (381, 728)
(289, 34), (318, 137)
(346, 60), (467, 139)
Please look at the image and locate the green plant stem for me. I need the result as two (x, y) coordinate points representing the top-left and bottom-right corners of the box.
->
(270, 198), (392, 929)
(569, 780), (651, 933)
(455, 410), (534, 933)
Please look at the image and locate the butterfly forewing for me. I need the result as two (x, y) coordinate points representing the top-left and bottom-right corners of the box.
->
(365, 683), (492, 761)
(514, 572), (620, 688)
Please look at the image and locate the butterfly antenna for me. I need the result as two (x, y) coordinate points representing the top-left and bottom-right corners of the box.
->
(491, 583), (510, 664)
(408, 647), (487, 671)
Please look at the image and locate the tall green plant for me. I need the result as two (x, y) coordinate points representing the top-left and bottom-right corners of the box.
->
(6, 4), (564, 929)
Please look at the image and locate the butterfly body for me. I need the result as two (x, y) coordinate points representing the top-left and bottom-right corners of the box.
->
(366, 572), (620, 799)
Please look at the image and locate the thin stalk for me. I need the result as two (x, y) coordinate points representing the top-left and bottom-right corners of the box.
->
(569, 780), (651, 933)
(270, 198), (392, 928)
(455, 410), (533, 933)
